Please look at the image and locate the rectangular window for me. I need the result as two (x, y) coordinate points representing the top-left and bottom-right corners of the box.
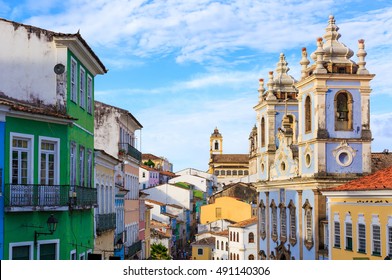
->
(40, 140), (58, 185)
(70, 142), (77, 186)
(345, 223), (352, 250)
(70, 58), (77, 102)
(289, 208), (296, 240)
(79, 67), (86, 108)
(39, 243), (57, 260)
(87, 75), (93, 114)
(215, 207), (222, 219)
(197, 248), (203, 256)
(87, 149), (92, 187)
(280, 208), (287, 238)
(70, 250), (77, 260)
(11, 245), (32, 260)
(79, 146), (85, 186)
(372, 225), (381, 256)
(11, 137), (31, 184)
(334, 221), (340, 248)
(272, 207), (277, 238)
(358, 224), (366, 253)
(260, 207), (266, 236)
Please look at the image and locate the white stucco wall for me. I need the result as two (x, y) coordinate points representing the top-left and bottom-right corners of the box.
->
(0, 20), (68, 106)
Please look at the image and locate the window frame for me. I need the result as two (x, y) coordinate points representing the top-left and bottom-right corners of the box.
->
(9, 241), (34, 260)
(87, 74), (93, 114)
(303, 199), (313, 250)
(357, 214), (366, 253)
(288, 200), (297, 246)
(305, 95), (312, 133)
(38, 136), (60, 185)
(10, 133), (34, 185)
(37, 239), (60, 260)
(70, 57), (77, 103)
(270, 200), (278, 242)
(344, 213), (353, 250)
(79, 66), (86, 109)
(371, 215), (381, 256)
(259, 200), (266, 240)
(79, 146), (85, 186)
(70, 141), (77, 186)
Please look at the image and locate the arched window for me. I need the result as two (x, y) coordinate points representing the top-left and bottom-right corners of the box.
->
(237, 254), (239, 260)
(335, 91), (353, 130)
(216, 240), (219, 250)
(230, 232), (232, 241)
(305, 96), (311, 133)
(261, 117), (266, 147)
(288, 200), (297, 246)
(226, 170), (232, 176)
(226, 242), (228, 251)
(236, 232), (239, 242)
(260, 200), (266, 240)
(248, 254), (255, 260)
(303, 199), (313, 250)
(221, 241), (224, 251)
(230, 253), (232, 260)
(214, 141), (219, 150)
(271, 200), (278, 242)
(220, 170), (225, 176)
(279, 203), (287, 243)
(248, 232), (254, 243)
(238, 170), (243, 176)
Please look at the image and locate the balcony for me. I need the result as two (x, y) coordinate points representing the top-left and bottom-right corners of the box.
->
(126, 240), (142, 259)
(118, 143), (141, 163)
(96, 213), (116, 233)
(4, 184), (97, 212)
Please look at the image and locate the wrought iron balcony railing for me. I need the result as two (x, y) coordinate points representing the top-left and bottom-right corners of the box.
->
(4, 184), (97, 211)
(96, 213), (116, 233)
(118, 143), (141, 163)
(126, 240), (142, 258)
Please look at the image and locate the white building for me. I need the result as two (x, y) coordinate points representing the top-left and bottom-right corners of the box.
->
(212, 230), (229, 260)
(169, 173), (214, 197)
(228, 217), (258, 260)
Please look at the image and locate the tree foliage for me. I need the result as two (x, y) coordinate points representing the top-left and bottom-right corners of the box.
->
(144, 159), (155, 168)
(151, 243), (171, 260)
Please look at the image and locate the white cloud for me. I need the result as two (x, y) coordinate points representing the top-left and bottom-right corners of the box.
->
(371, 112), (392, 152)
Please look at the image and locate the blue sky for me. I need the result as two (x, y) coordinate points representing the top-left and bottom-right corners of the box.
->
(1, 0), (392, 172)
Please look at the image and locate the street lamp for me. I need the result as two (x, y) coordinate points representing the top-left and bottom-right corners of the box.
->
(34, 214), (58, 245)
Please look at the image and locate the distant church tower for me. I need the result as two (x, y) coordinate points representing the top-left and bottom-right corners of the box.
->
(210, 127), (223, 155)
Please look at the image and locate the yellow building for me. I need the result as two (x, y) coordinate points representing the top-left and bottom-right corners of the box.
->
(94, 150), (120, 259)
(322, 166), (392, 260)
(200, 196), (252, 224)
(191, 237), (215, 260)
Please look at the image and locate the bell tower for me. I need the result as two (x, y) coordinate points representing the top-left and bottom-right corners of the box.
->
(296, 15), (374, 177)
(210, 127), (223, 155)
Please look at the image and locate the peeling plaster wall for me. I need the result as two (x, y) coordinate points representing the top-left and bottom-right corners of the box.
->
(0, 20), (66, 107)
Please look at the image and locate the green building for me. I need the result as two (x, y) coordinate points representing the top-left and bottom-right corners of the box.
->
(0, 18), (107, 259)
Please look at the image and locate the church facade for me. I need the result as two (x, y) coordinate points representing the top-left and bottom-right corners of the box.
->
(254, 16), (374, 260)
(208, 128), (249, 184)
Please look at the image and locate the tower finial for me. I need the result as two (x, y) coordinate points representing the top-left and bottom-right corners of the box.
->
(258, 78), (265, 102)
(266, 71), (276, 100)
(357, 39), (369, 74)
(300, 47), (310, 79)
(313, 38), (327, 74)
